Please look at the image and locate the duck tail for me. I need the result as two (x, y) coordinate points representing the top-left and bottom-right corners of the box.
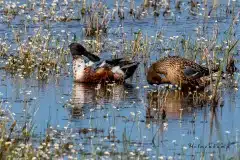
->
(121, 62), (139, 79)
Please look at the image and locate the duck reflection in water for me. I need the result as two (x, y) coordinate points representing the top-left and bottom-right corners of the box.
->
(67, 83), (139, 119)
(146, 88), (211, 121)
(147, 88), (231, 150)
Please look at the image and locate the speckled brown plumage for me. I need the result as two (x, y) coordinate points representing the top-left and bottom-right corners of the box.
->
(147, 56), (217, 91)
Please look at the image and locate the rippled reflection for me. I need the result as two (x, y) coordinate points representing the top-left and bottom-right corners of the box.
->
(67, 83), (139, 119)
(146, 89), (210, 120)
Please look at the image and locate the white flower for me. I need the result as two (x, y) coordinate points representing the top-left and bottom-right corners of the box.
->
(146, 148), (152, 152)
(104, 151), (110, 155)
(158, 156), (164, 160)
(183, 146), (188, 150)
(130, 112), (135, 116)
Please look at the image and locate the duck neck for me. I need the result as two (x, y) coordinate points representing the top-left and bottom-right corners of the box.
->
(73, 57), (85, 81)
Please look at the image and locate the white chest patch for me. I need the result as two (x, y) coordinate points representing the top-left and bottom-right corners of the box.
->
(73, 58), (85, 81)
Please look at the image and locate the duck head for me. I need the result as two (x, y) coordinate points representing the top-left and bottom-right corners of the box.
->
(147, 65), (162, 85)
(69, 43), (100, 62)
(147, 65), (169, 85)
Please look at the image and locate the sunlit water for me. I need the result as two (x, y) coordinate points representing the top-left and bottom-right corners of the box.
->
(0, 0), (240, 159)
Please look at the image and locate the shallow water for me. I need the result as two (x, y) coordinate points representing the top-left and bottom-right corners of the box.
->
(0, 0), (240, 159)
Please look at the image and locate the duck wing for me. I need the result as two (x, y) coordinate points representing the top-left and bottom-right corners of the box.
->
(94, 58), (124, 68)
(183, 65), (209, 80)
(107, 60), (139, 79)
(105, 58), (124, 66)
(94, 58), (139, 79)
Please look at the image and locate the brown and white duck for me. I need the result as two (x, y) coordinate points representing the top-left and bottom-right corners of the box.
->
(69, 43), (139, 84)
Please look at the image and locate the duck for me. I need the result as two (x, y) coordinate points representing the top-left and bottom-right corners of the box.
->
(69, 43), (139, 84)
(146, 56), (220, 91)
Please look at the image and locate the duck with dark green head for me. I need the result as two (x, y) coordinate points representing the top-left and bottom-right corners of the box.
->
(69, 43), (139, 84)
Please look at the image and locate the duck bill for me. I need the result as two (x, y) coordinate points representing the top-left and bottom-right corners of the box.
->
(82, 50), (100, 62)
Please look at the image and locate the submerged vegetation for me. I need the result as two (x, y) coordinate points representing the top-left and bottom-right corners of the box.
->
(0, 0), (240, 159)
